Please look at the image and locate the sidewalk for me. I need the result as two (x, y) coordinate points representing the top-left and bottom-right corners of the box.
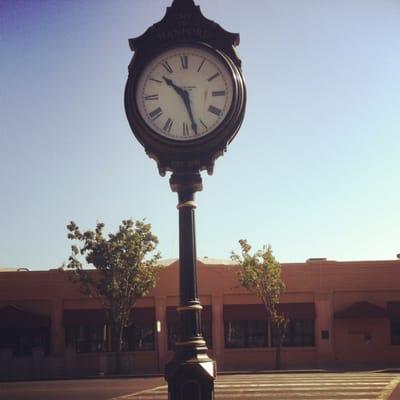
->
(389, 383), (400, 400)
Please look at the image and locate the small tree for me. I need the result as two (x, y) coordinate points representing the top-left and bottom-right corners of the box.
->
(231, 239), (288, 370)
(63, 219), (161, 372)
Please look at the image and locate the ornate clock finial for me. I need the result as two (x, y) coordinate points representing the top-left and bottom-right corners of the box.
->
(172, 0), (195, 6)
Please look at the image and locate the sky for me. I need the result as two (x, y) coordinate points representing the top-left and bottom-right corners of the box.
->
(1, 0), (399, 271)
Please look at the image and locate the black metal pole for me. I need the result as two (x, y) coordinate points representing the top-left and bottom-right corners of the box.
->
(165, 170), (215, 400)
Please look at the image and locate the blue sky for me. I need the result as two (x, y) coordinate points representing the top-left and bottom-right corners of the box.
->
(1, 0), (399, 270)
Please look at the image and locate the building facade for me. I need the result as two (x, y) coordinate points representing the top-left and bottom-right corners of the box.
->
(1, 258), (400, 379)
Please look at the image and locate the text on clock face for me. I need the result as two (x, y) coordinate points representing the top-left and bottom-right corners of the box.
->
(135, 47), (234, 140)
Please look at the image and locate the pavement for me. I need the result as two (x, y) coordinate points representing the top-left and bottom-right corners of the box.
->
(112, 372), (400, 400)
(1, 370), (400, 400)
(0, 377), (165, 400)
(390, 383), (400, 400)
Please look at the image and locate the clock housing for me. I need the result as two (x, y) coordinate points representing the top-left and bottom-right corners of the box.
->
(134, 45), (235, 142)
(124, 0), (246, 175)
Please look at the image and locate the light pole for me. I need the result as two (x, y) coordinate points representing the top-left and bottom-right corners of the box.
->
(124, 1), (246, 398)
(165, 171), (215, 398)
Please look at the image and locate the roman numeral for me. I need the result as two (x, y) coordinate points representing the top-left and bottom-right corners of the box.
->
(163, 118), (173, 133)
(180, 55), (188, 69)
(212, 90), (226, 97)
(149, 78), (162, 83)
(208, 105), (222, 116)
(197, 58), (206, 72)
(208, 72), (220, 82)
(182, 122), (189, 136)
(200, 119), (208, 129)
(149, 107), (163, 120)
(162, 61), (173, 74)
(144, 94), (159, 100)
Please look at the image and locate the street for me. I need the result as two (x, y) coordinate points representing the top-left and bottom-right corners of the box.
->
(117, 372), (400, 400)
(0, 377), (165, 400)
(1, 372), (399, 400)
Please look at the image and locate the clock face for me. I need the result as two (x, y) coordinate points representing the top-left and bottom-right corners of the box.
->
(135, 46), (234, 141)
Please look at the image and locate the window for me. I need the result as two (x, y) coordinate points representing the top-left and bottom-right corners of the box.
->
(202, 320), (212, 349)
(122, 324), (155, 351)
(65, 326), (106, 353)
(321, 330), (329, 340)
(167, 322), (212, 350)
(224, 320), (267, 348)
(391, 321), (400, 345)
(272, 319), (314, 347)
(167, 322), (180, 351)
(167, 306), (212, 350)
(0, 328), (50, 356)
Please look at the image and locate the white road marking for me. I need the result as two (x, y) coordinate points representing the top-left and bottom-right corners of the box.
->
(110, 385), (167, 400)
(111, 372), (400, 400)
(378, 377), (400, 400)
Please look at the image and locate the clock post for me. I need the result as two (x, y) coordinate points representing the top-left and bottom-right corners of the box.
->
(124, 0), (246, 398)
(166, 170), (215, 399)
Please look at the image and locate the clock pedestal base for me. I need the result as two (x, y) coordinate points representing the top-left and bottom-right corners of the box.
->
(165, 350), (216, 400)
(165, 171), (216, 400)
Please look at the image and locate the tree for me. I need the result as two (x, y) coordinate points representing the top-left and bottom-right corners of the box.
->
(231, 239), (288, 370)
(63, 219), (162, 372)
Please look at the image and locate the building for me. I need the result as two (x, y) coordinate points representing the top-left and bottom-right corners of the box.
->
(1, 258), (400, 379)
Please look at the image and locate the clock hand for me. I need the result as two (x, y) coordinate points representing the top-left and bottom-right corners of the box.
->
(162, 76), (185, 97)
(163, 76), (197, 135)
(181, 91), (198, 135)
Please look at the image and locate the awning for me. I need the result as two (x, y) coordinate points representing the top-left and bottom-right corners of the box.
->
(63, 308), (156, 326)
(0, 305), (50, 328)
(129, 307), (155, 324)
(223, 303), (316, 321)
(63, 309), (107, 326)
(223, 304), (266, 321)
(276, 303), (316, 319)
(167, 306), (212, 323)
(334, 301), (387, 319)
(387, 302), (400, 322)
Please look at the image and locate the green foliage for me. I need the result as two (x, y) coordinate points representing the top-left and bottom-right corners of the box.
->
(62, 219), (162, 352)
(231, 239), (289, 367)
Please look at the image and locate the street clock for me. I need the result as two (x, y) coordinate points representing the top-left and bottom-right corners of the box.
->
(125, 0), (246, 175)
(124, 1), (246, 399)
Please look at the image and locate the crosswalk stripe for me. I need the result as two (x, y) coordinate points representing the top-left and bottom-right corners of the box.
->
(216, 383), (387, 387)
(378, 377), (400, 400)
(217, 378), (392, 382)
(113, 373), (400, 400)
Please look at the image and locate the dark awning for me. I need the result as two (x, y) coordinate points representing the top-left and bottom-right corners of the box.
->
(223, 304), (266, 321)
(129, 307), (155, 324)
(223, 303), (316, 321)
(334, 301), (387, 319)
(63, 308), (156, 326)
(202, 305), (212, 321)
(63, 309), (107, 326)
(167, 306), (212, 323)
(387, 302), (400, 322)
(166, 307), (179, 323)
(0, 306), (50, 328)
(277, 303), (316, 319)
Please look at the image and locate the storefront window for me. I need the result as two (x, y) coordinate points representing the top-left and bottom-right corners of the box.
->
(167, 322), (212, 350)
(202, 320), (212, 349)
(122, 324), (155, 351)
(390, 321), (400, 345)
(167, 322), (180, 350)
(224, 320), (267, 348)
(0, 328), (50, 356)
(272, 319), (314, 347)
(65, 326), (106, 353)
